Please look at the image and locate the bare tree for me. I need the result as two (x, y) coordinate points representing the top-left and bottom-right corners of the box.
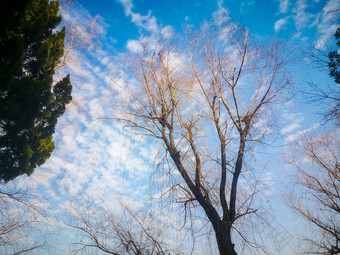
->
(110, 21), (292, 255)
(302, 26), (340, 125)
(0, 181), (46, 255)
(56, 0), (98, 71)
(67, 199), (184, 255)
(285, 130), (340, 255)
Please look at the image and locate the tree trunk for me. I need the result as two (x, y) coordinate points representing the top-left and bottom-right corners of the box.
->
(205, 210), (237, 255)
(214, 221), (237, 255)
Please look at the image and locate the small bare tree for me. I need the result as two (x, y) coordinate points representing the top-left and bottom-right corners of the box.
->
(0, 181), (45, 255)
(302, 26), (340, 125)
(111, 21), (292, 255)
(67, 199), (184, 255)
(285, 130), (340, 255)
(56, 0), (98, 71)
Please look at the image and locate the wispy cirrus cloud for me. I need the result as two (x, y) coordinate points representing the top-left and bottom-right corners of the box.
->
(283, 0), (339, 48)
(280, 118), (302, 135)
(213, 0), (231, 26)
(30, 0), (164, 212)
(117, 0), (159, 33)
(278, 0), (290, 14)
(314, 0), (340, 49)
(117, 0), (134, 16)
(274, 17), (289, 33)
(292, 0), (314, 30)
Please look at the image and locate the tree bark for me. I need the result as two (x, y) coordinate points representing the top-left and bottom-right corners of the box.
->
(212, 219), (237, 255)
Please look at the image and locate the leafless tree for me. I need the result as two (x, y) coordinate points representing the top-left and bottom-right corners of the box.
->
(109, 21), (292, 255)
(67, 199), (184, 255)
(302, 26), (340, 125)
(55, 0), (99, 117)
(56, 0), (98, 71)
(285, 130), (340, 255)
(0, 181), (46, 255)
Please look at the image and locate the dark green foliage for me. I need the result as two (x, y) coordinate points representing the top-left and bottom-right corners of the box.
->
(328, 27), (340, 85)
(327, 27), (340, 122)
(0, 0), (72, 181)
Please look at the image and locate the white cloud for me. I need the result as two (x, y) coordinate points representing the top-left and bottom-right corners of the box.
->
(161, 25), (174, 39)
(285, 128), (307, 143)
(117, 0), (134, 16)
(284, 123), (319, 143)
(314, 0), (340, 49)
(127, 39), (143, 53)
(287, 0), (339, 46)
(146, 16), (159, 32)
(278, 0), (290, 13)
(321, 0), (340, 24)
(292, 0), (314, 30)
(308, 12), (321, 28)
(117, 1), (159, 33)
(274, 18), (289, 33)
(292, 31), (302, 39)
(130, 11), (159, 32)
(315, 31), (334, 49)
(280, 119), (301, 135)
(213, 0), (231, 26)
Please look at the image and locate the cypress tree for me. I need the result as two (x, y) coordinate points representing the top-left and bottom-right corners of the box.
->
(328, 27), (340, 123)
(0, 0), (72, 181)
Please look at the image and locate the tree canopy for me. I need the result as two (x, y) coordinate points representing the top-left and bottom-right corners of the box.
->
(0, 0), (72, 181)
(114, 23), (292, 254)
(328, 27), (340, 123)
(329, 27), (340, 85)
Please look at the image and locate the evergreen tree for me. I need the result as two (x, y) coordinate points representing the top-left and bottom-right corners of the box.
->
(329, 27), (340, 85)
(328, 27), (340, 122)
(0, 0), (72, 181)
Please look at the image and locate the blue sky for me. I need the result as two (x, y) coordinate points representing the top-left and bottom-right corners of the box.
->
(4, 0), (339, 254)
